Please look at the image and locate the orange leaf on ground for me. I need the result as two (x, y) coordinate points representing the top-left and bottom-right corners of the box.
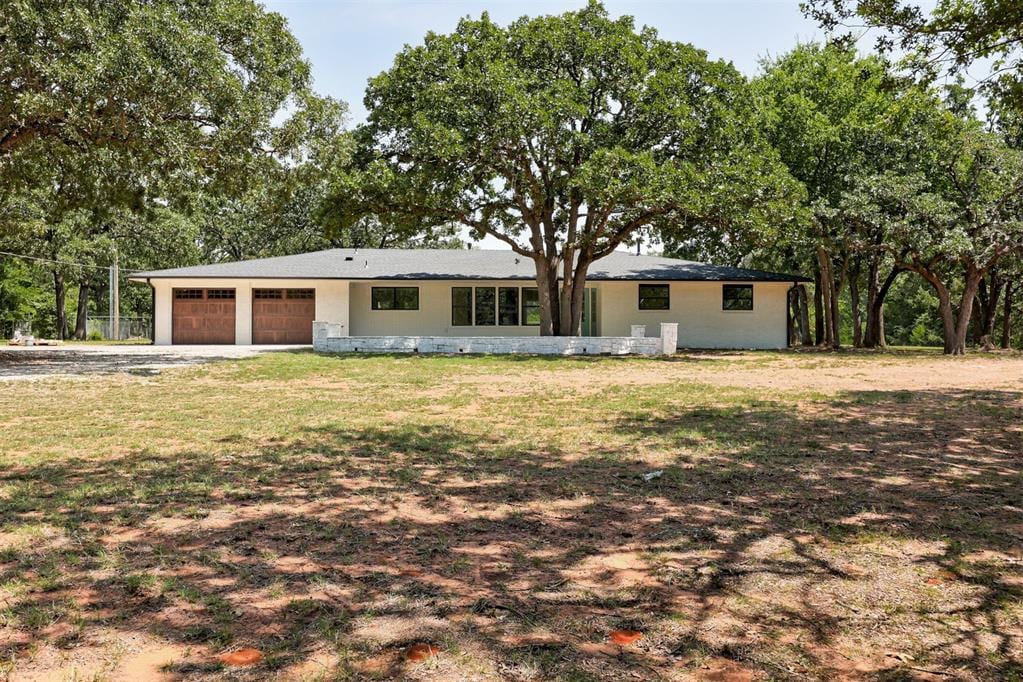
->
(609, 629), (643, 645)
(406, 643), (440, 662)
(217, 648), (263, 666)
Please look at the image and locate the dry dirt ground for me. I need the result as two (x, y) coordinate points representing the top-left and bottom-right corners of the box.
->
(0, 349), (1021, 681)
(0, 345), (306, 381)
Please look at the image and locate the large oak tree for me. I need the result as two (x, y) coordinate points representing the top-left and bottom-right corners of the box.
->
(325, 2), (802, 335)
(1, 0), (344, 337)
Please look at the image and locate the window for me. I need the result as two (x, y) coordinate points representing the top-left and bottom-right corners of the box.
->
(174, 289), (203, 300)
(286, 289), (314, 299)
(254, 289), (283, 299)
(498, 287), (519, 326)
(722, 284), (754, 311)
(638, 284), (669, 310)
(521, 288), (540, 326)
(451, 287), (472, 325)
(371, 287), (419, 310)
(474, 287), (496, 325)
(206, 289), (235, 299)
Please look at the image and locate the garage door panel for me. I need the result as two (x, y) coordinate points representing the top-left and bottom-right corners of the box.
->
(172, 289), (236, 344)
(252, 289), (314, 344)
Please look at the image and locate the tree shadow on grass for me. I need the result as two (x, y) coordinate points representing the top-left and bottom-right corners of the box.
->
(0, 389), (1020, 679)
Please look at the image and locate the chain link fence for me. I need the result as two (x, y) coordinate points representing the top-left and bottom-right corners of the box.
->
(85, 316), (151, 340)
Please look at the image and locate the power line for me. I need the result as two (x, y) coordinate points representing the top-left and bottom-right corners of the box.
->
(0, 250), (114, 271)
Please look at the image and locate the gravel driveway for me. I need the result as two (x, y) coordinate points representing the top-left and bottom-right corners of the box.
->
(0, 344), (308, 380)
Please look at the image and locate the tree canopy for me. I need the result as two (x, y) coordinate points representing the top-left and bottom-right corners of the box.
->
(0, 0), (346, 337)
(323, 1), (804, 335)
(802, 0), (1023, 128)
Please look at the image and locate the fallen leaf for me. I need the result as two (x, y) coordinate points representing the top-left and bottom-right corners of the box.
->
(217, 648), (263, 666)
(609, 629), (643, 645)
(406, 643), (440, 662)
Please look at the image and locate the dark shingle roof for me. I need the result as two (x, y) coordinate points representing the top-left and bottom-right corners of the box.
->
(129, 249), (809, 282)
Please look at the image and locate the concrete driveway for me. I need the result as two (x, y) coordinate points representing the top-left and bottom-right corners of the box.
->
(0, 344), (308, 381)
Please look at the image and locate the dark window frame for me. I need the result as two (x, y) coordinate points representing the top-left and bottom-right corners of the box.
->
(521, 287), (540, 326)
(638, 284), (670, 310)
(451, 287), (473, 326)
(474, 286), (496, 326)
(498, 287), (519, 326)
(285, 288), (315, 300)
(254, 289), (283, 300)
(371, 286), (419, 311)
(722, 284), (754, 311)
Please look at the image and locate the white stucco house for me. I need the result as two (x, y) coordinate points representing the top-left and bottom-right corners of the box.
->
(129, 248), (808, 350)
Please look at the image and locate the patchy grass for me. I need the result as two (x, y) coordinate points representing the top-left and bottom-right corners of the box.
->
(1, 349), (1021, 680)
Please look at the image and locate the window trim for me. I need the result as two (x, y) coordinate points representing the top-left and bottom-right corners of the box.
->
(451, 286), (473, 326)
(638, 283), (670, 311)
(370, 286), (420, 311)
(722, 284), (754, 312)
(473, 286), (497, 326)
(498, 287), (519, 326)
(521, 287), (540, 327)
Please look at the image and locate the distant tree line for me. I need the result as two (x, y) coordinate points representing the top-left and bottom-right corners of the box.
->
(2, 0), (1020, 351)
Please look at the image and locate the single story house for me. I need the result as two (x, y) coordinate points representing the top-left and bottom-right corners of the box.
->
(129, 248), (808, 349)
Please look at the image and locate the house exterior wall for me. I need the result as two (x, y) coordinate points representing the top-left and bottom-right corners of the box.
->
(149, 278), (349, 345)
(593, 280), (791, 349)
(348, 280), (543, 337)
(148, 277), (791, 349)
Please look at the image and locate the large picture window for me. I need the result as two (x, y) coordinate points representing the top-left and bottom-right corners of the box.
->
(521, 288), (540, 326)
(498, 287), (519, 326)
(474, 287), (496, 326)
(722, 284), (754, 311)
(371, 287), (419, 310)
(451, 287), (472, 325)
(638, 284), (670, 310)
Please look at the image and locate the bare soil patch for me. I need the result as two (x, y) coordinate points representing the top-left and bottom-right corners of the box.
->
(0, 350), (1020, 680)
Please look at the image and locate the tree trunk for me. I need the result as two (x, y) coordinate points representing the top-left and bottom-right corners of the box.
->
(534, 256), (560, 336)
(849, 264), (862, 348)
(978, 274), (1002, 340)
(907, 265), (957, 354)
(796, 284), (811, 345)
(816, 246), (836, 347)
(564, 256), (591, 336)
(953, 267), (984, 355)
(865, 266), (901, 349)
(1002, 281), (1014, 349)
(53, 270), (67, 340)
(73, 281), (90, 340)
(813, 269), (824, 345)
(787, 288), (797, 345)
(877, 304), (887, 348)
(831, 256), (845, 348)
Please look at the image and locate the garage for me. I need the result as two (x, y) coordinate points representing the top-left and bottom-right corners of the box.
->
(172, 288), (236, 344)
(252, 289), (315, 344)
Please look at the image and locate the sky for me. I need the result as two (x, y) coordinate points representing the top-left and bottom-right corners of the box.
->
(265, 0), (826, 124)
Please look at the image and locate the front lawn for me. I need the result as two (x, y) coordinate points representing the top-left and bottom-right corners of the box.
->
(1, 350), (1021, 680)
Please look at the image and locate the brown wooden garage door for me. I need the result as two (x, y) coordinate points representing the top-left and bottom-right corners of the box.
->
(172, 288), (236, 344)
(252, 289), (315, 344)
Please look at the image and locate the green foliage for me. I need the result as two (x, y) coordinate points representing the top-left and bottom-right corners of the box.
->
(0, 0), (338, 198)
(802, 0), (1023, 121)
(0, 0), (344, 338)
(326, 1), (803, 333)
